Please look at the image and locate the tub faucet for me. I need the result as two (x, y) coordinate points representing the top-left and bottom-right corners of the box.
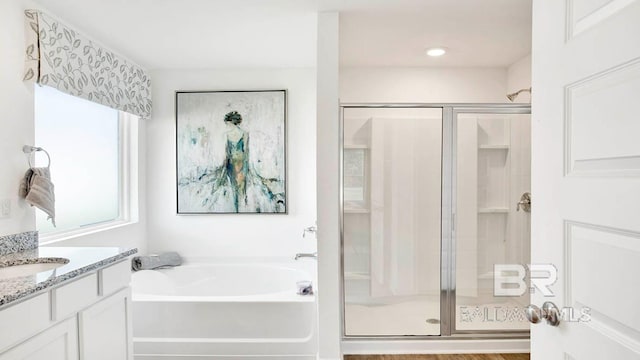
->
(294, 252), (317, 260)
(302, 225), (317, 238)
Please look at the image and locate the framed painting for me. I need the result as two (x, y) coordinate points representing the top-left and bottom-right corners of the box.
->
(175, 90), (286, 214)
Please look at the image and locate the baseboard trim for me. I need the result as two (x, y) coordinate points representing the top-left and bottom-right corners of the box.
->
(342, 339), (530, 354)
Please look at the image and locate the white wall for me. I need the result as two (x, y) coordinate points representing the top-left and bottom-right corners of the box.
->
(507, 54), (532, 103)
(0, 0), (36, 236)
(340, 67), (509, 103)
(145, 68), (317, 258)
(316, 12), (341, 360)
(0, 1), (146, 252)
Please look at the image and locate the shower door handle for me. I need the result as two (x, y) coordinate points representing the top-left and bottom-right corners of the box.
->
(525, 302), (560, 326)
(517, 192), (531, 212)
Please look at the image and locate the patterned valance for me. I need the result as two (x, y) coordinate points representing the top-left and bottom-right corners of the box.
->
(23, 10), (151, 119)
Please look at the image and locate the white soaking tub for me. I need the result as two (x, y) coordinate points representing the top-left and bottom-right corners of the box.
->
(131, 259), (317, 360)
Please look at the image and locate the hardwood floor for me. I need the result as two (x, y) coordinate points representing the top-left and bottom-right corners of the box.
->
(344, 354), (530, 360)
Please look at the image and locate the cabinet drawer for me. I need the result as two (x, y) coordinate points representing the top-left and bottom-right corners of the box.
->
(100, 260), (131, 296)
(52, 273), (98, 321)
(0, 293), (50, 352)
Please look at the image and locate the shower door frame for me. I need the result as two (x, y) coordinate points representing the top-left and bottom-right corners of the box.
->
(339, 103), (531, 341)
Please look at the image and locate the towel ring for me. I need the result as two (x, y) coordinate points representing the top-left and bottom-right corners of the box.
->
(22, 145), (51, 169)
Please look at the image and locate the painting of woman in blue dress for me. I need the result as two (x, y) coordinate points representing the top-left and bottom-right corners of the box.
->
(176, 90), (286, 214)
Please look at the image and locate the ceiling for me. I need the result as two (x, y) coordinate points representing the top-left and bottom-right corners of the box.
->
(32, 0), (531, 70)
(339, 0), (532, 67)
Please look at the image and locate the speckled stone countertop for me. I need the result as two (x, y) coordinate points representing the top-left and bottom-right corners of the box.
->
(0, 246), (137, 309)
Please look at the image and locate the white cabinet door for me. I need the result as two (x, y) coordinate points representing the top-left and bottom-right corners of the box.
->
(79, 288), (132, 360)
(0, 317), (78, 360)
(531, 0), (640, 359)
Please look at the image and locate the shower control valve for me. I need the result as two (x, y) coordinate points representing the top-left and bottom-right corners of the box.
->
(517, 192), (531, 212)
(303, 225), (317, 238)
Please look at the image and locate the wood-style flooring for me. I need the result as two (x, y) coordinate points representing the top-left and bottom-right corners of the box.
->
(344, 354), (530, 360)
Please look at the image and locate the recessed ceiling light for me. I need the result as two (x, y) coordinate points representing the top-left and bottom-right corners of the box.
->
(426, 47), (446, 57)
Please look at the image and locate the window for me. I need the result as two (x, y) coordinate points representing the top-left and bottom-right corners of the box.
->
(34, 85), (137, 238)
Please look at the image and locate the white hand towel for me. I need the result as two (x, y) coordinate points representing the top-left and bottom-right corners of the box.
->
(19, 167), (56, 226)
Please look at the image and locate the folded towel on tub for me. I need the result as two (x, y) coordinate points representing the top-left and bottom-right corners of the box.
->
(132, 252), (182, 271)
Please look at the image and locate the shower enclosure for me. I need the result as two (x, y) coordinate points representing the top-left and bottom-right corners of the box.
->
(341, 104), (531, 339)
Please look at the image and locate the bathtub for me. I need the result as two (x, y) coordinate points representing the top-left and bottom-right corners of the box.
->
(131, 259), (317, 360)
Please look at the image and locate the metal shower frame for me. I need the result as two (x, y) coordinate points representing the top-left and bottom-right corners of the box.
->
(339, 103), (532, 341)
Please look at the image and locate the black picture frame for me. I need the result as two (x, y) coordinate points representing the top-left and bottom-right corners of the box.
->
(175, 90), (287, 214)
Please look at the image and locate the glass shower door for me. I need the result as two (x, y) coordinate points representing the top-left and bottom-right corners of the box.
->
(342, 107), (443, 336)
(454, 111), (531, 332)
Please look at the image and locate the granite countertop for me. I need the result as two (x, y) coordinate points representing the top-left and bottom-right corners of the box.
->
(0, 246), (137, 309)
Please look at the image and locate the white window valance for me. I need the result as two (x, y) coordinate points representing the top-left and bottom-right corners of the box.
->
(23, 10), (152, 119)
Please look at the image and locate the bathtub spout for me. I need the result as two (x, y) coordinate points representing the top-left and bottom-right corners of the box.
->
(294, 252), (317, 260)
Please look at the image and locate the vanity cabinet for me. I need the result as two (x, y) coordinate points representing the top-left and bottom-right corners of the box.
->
(0, 260), (132, 360)
(0, 318), (78, 360)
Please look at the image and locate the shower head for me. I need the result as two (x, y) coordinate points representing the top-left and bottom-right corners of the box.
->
(506, 87), (532, 102)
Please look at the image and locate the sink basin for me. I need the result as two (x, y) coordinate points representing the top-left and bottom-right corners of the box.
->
(0, 258), (69, 280)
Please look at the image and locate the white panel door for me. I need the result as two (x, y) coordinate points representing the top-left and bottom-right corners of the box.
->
(531, 0), (640, 359)
(79, 288), (132, 360)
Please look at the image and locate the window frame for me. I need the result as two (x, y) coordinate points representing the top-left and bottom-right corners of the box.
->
(38, 111), (139, 244)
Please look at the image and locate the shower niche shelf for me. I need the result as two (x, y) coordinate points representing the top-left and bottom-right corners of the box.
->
(344, 208), (370, 214)
(478, 144), (510, 150)
(344, 144), (369, 149)
(478, 207), (509, 214)
(344, 271), (371, 280)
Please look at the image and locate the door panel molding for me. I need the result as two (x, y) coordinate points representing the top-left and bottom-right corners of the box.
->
(564, 221), (640, 336)
(564, 57), (640, 176)
(566, 0), (638, 40)
(585, 308), (640, 353)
